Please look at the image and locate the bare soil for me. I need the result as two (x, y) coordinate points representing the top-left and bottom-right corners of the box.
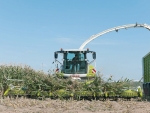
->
(0, 97), (150, 113)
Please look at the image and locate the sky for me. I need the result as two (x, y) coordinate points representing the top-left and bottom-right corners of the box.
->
(0, 0), (150, 80)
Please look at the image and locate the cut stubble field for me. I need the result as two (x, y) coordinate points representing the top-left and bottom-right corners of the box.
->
(0, 97), (150, 113)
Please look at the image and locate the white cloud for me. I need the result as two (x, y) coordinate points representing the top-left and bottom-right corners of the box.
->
(90, 41), (118, 46)
(89, 39), (128, 46)
(54, 37), (84, 45)
(55, 37), (73, 44)
(25, 50), (33, 54)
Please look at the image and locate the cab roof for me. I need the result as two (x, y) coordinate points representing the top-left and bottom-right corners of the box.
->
(55, 48), (95, 53)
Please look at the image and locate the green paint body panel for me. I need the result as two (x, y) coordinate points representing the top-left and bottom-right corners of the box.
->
(143, 52), (150, 83)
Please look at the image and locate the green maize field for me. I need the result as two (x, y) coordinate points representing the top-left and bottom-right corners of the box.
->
(0, 65), (143, 100)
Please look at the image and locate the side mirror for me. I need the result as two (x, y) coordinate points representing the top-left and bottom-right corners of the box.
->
(54, 52), (58, 59)
(92, 52), (96, 59)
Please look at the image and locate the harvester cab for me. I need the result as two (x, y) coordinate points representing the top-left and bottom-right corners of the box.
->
(54, 48), (96, 80)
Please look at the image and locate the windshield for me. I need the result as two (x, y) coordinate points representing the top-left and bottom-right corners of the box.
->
(66, 52), (85, 61)
(63, 52), (87, 74)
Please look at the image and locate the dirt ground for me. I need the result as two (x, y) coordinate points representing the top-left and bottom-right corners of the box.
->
(0, 97), (150, 113)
